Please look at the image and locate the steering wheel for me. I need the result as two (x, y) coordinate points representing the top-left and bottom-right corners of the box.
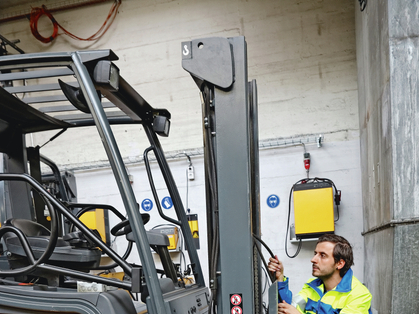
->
(68, 205), (149, 270)
(110, 213), (150, 237)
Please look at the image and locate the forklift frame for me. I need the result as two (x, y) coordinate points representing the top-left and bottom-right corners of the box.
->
(0, 49), (206, 314)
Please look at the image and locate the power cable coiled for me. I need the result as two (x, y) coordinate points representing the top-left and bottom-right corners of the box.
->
(29, 1), (121, 43)
(29, 6), (59, 43)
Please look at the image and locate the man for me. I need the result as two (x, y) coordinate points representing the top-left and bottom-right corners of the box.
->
(268, 234), (372, 314)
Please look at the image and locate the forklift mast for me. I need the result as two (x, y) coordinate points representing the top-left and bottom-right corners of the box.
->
(183, 37), (264, 314)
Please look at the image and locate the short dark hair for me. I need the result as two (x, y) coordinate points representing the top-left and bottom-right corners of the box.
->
(317, 234), (354, 277)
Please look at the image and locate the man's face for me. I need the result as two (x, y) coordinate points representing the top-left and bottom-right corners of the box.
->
(311, 241), (339, 280)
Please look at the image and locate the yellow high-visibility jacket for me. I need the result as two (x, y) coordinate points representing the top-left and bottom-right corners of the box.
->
(278, 269), (372, 314)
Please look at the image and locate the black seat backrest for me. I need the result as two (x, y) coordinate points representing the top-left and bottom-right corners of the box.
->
(5, 218), (50, 237)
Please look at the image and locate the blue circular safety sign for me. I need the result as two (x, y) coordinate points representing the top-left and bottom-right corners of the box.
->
(161, 196), (173, 209)
(141, 198), (153, 212)
(267, 194), (280, 208)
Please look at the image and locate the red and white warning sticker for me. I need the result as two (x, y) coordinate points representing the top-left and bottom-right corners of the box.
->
(230, 294), (242, 306)
(231, 306), (242, 314)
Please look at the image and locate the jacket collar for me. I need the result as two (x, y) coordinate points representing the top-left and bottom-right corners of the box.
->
(307, 268), (353, 295)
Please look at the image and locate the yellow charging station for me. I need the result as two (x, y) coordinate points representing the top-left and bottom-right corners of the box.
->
(293, 181), (334, 239)
(79, 208), (109, 245)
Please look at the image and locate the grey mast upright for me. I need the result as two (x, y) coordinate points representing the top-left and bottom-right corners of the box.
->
(183, 36), (262, 314)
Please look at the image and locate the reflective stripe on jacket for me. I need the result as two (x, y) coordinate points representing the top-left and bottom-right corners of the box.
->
(277, 269), (372, 314)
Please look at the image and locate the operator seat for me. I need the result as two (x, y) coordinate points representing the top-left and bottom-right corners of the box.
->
(3, 218), (101, 271)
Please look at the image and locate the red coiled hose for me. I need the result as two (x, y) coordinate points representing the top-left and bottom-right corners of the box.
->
(29, 1), (121, 43)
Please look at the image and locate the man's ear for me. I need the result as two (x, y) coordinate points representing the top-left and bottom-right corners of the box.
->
(336, 259), (345, 270)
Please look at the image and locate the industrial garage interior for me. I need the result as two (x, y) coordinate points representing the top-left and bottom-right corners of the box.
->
(0, 0), (418, 313)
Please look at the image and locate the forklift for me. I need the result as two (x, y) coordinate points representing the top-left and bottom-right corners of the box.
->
(0, 36), (278, 313)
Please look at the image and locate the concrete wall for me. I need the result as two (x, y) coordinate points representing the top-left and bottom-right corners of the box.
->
(355, 1), (393, 310)
(356, 0), (419, 312)
(1, 0), (365, 304)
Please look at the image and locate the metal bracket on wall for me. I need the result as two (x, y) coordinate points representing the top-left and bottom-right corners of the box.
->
(317, 134), (323, 148)
(358, 0), (367, 11)
(259, 134), (324, 150)
(0, 34), (24, 55)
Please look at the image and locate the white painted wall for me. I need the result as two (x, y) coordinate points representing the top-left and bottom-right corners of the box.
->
(1, 0), (364, 300)
(2, 0), (357, 167)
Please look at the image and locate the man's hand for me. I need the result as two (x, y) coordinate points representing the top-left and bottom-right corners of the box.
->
(268, 255), (284, 282)
(278, 301), (300, 314)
